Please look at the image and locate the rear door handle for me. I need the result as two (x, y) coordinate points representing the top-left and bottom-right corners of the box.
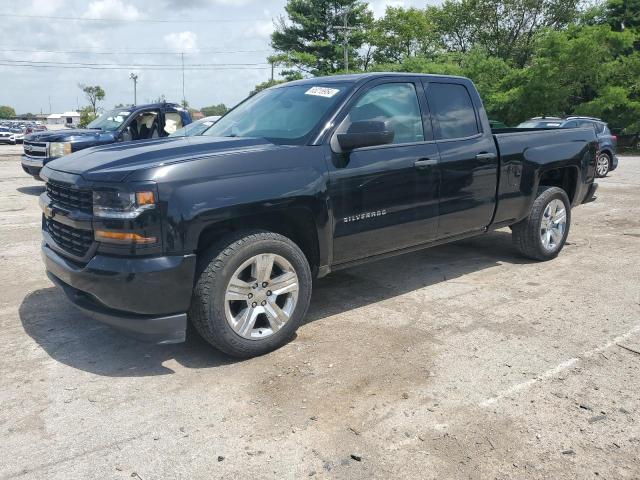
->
(414, 158), (437, 169)
(475, 152), (497, 161)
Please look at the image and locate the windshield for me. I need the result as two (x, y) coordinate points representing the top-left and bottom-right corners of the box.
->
(170, 118), (218, 137)
(87, 109), (132, 131)
(203, 84), (349, 144)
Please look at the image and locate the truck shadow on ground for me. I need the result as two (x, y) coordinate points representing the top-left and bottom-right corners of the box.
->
(17, 185), (45, 196)
(19, 230), (528, 377)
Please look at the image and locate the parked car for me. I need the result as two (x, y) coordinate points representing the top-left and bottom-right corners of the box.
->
(0, 128), (16, 144)
(169, 115), (221, 137)
(21, 102), (192, 179)
(11, 128), (25, 144)
(517, 116), (618, 177)
(39, 73), (598, 358)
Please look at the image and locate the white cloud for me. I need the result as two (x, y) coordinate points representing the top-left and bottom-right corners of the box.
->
(163, 31), (199, 53)
(27, 0), (65, 15)
(243, 20), (274, 39)
(83, 0), (143, 20)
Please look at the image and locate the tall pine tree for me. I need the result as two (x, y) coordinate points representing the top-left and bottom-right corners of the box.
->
(271, 0), (373, 78)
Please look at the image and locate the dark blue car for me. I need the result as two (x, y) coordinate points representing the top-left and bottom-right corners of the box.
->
(21, 102), (192, 180)
(518, 116), (618, 177)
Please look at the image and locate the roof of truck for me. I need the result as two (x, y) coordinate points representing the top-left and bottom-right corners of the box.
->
(281, 72), (468, 87)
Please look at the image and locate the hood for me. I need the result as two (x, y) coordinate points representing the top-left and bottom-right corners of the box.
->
(25, 128), (116, 143)
(45, 135), (279, 182)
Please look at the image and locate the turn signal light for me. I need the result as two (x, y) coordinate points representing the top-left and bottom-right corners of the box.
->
(136, 191), (155, 206)
(95, 230), (157, 245)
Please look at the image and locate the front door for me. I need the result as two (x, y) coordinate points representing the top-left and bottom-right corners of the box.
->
(328, 80), (440, 265)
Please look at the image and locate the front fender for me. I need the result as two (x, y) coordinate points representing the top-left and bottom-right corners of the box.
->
(155, 146), (331, 264)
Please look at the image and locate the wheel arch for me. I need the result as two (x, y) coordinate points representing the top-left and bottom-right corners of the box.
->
(537, 165), (580, 205)
(195, 204), (324, 276)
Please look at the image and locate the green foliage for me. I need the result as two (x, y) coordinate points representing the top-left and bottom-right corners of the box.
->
(606, 0), (640, 31)
(271, 0), (374, 76)
(256, 0), (640, 132)
(370, 7), (439, 63)
(201, 104), (229, 116)
(0, 105), (16, 119)
(431, 0), (579, 66)
(78, 106), (97, 128)
(78, 84), (105, 115)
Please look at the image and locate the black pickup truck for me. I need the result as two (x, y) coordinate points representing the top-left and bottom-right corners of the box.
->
(39, 73), (599, 358)
(21, 102), (191, 180)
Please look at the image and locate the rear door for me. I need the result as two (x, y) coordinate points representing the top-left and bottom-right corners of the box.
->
(328, 78), (440, 264)
(423, 80), (499, 238)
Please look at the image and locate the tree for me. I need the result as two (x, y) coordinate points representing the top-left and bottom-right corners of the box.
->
(431, 0), (580, 66)
(201, 103), (229, 116)
(79, 84), (105, 116)
(606, 0), (640, 31)
(78, 106), (97, 128)
(271, 0), (374, 76)
(371, 7), (439, 63)
(0, 105), (16, 119)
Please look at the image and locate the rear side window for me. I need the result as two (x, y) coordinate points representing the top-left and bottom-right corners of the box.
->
(428, 83), (479, 140)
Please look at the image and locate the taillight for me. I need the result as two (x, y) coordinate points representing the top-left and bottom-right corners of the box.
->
(612, 135), (617, 142)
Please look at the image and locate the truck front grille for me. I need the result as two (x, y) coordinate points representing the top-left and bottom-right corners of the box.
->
(23, 141), (48, 158)
(44, 218), (94, 258)
(46, 182), (93, 214)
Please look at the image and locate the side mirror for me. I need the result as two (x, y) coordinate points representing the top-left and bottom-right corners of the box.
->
(337, 120), (394, 151)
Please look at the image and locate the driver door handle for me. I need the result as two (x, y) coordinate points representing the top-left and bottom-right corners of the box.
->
(414, 158), (437, 169)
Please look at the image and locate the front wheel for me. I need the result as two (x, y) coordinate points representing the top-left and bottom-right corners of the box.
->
(595, 152), (611, 178)
(189, 231), (312, 358)
(512, 186), (571, 261)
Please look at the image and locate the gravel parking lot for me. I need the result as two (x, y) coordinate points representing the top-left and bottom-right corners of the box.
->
(0, 148), (638, 479)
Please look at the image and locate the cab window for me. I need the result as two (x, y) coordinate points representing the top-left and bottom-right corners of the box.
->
(428, 83), (479, 140)
(340, 83), (425, 144)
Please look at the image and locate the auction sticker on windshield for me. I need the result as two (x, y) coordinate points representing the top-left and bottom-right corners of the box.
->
(305, 87), (340, 98)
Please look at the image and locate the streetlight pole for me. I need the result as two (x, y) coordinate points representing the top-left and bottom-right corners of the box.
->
(129, 73), (138, 105)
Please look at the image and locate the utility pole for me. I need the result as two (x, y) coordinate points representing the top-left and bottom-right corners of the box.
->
(181, 52), (186, 107)
(129, 73), (138, 105)
(333, 9), (357, 73)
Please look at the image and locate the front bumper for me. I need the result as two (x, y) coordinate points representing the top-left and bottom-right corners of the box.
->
(21, 155), (45, 178)
(43, 243), (196, 344)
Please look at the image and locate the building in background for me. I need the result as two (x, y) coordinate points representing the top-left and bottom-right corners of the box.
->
(46, 111), (80, 128)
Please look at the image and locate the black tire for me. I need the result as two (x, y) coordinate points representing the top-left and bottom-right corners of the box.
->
(512, 186), (571, 261)
(189, 230), (312, 358)
(595, 152), (611, 178)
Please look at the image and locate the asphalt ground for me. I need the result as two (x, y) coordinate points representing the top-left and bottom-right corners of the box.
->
(0, 147), (638, 479)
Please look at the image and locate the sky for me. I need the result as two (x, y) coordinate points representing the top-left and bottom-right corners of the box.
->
(0, 0), (432, 115)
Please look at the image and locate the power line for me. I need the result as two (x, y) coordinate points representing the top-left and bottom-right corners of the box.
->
(0, 13), (264, 23)
(0, 47), (273, 55)
(0, 59), (270, 67)
(0, 62), (271, 71)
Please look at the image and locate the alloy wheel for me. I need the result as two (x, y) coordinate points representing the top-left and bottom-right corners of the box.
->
(224, 253), (299, 340)
(596, 154), (610, 176)
(540, 199), (566, 252)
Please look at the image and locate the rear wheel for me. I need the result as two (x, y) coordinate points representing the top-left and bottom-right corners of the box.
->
(595, 152), (611, 178)
(512, 187), (571, 261)
(189, 231), (312, 358)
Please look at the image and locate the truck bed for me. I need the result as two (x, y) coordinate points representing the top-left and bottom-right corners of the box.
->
(490, 127), (598, 227)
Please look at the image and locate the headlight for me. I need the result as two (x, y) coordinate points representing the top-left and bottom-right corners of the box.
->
(49, 142), (72, 157)
(93, 190), (156, 219)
